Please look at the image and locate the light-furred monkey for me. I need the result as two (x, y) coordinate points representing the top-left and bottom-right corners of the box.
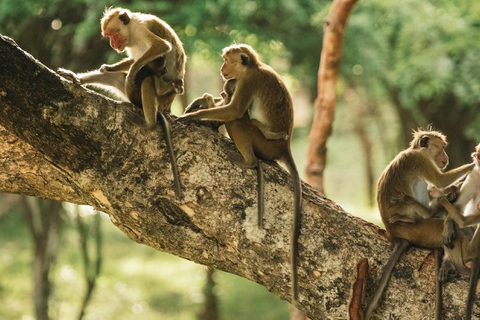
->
(437, 143), (480, 320)
(181, 44), (302, 302)
(364, 128), (474, 320)
(57, 7), (186, 198)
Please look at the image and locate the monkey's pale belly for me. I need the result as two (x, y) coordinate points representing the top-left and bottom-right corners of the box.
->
(249, 103), (268, 126)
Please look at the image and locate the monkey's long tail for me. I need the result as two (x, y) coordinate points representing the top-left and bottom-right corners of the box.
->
(158, 112), (182, 198)
(284, 152), (302, 302)
(466, 256), (480, 320)
(434, 249), (443, 320)
(364, 239), (409, 319)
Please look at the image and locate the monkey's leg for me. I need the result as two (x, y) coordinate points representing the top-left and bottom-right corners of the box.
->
(442, 217), (456, 249)
(434, 249), (443, 320)
(249, 119), (288, 140)
(440, 197), (480, 228)
(388, 214), (422, 224)
(364, 239), (410, 320)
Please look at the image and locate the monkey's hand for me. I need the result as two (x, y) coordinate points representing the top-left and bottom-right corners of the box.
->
(99, 64), (117, 72)
(442, 218), (456, 249)
(429, 186), (442, 198)
(57, 68), (80, 84)
(184, 98), (208, 114)
(178, 112), (200, 122)
(390, 193), (413, 205)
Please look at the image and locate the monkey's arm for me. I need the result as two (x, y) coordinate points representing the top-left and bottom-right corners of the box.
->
(180, 81), (252, 122)
(391, 194), (435, 219)
(420, 156), (474, 188)
(100, 58), (134, 72)
(439, 197), (480, 227)
(125, 33), (172, 90)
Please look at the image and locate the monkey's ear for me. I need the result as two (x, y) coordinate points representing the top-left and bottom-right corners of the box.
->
(119, 11), (131, 25)
(420, 136), (430, 148)
(240, 53), (250, 66)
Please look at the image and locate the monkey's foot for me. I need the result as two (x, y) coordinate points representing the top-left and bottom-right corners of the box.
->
(233, 159), (257, 170)
(442, 221), (456, 249)
(439, 260), (458, 283)
(57, 68), (80, 83)
(125, 107), (149, 129)
(388, 214), (419, 224)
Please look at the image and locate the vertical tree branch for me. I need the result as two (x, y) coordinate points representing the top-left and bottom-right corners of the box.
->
(305, 0), (359, 193)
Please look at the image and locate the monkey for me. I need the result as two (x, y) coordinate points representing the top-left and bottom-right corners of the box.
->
(436, 143), (480, 320)
(57, 7), (186, 198)
(181, 44), (302, 302)
(364, 128), (474, 320)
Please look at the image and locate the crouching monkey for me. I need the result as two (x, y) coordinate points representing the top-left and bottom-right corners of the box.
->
(58, 7), (186, 197)
(364, 128), (474, 319)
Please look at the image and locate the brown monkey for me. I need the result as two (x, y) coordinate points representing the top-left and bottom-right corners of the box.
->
(181, 45), (302, 302)
(58, 7), (186, 197)
(437, 143), (480, 320)
(364, 128), (474, 319)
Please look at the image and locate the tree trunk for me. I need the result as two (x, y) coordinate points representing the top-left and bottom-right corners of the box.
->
(304, 0), (358, 193)
(22, 197), (63, 320)
(0, 35), (474, 319)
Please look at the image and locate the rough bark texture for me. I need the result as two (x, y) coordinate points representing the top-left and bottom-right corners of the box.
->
(305, 0), (358, 193)
(0, 35), (474, 319)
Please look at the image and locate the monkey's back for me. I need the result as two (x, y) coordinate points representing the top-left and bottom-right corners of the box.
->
(377, 149), (431, 229)
(146, 15), (186, 80)
(250, 65), (294, 135)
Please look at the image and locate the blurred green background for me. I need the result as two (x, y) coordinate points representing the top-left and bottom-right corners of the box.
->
(1, 0), (480, 319)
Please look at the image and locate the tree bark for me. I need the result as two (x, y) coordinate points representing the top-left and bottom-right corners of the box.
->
(0, 35), (473, 319)
(305, 0), (358, 193)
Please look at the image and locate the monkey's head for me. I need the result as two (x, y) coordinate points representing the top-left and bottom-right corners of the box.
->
(472, 143), (480, 167)
(221, 44), (260, 80)
(411, 128), (449, 169)
(101, 7), (132, 53)
(223, 79), (236, 96)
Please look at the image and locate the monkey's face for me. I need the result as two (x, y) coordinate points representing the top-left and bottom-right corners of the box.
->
(471, 143), (480, 166)
(427, 138), (449, 169)
(221, 53), (243, 80)
(102, 19), (129, 53)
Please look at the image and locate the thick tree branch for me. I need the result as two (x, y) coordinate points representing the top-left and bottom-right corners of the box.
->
(0, 35), (472, 319)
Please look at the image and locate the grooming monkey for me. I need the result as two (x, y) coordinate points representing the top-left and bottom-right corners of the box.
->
(181, 44), (302, 301)
(58, 7), (186, 197)
(437, 143), (480, 320)
(364, 128), (474, 319)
